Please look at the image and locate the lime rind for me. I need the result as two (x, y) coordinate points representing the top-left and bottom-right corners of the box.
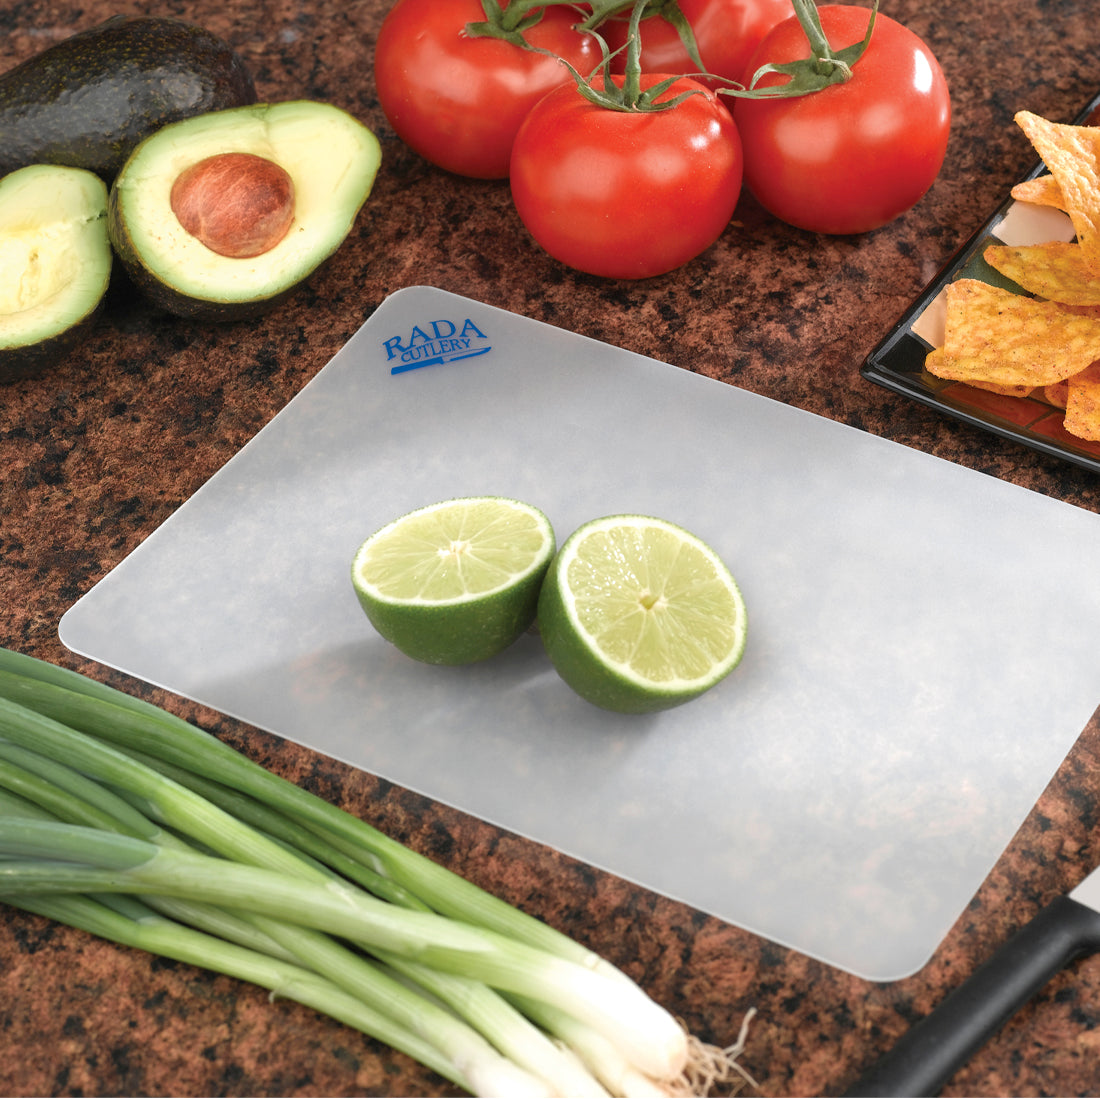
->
(537, 515), (747, 713)
(351, 496), (555, 665)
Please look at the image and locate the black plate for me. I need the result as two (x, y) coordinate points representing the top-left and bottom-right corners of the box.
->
(861, 89), (1100, 475)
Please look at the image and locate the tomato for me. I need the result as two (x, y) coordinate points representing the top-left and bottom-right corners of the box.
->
(603, 0), (796, 86)
(509, 74), (743, 278)
(373, 0), (600, 179)
(733, 5), (950, 234)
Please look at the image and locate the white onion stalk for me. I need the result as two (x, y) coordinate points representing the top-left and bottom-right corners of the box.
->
(378, 955), (611, 1097)
(509, 992), (679, 1097)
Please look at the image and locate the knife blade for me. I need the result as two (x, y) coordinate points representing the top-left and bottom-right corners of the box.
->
(844, 862), (1100, 1097)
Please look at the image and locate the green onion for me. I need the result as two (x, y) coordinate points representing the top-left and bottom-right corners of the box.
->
(0, 657), (605, 964)
(0, 727), (615, 1096)
(0, 648), (755, 1095)
(0, 770), (593, 1098)
(4, 890), (480, 1095)
(121, 746), (432, 911)
(0, 817), (684, 1082)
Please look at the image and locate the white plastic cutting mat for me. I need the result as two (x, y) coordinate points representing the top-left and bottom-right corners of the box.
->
(60, 286), (1100, 981)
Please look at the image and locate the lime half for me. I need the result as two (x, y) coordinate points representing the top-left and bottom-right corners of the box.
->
(352, 496), (555, 665)
(537, 515), (747, 713)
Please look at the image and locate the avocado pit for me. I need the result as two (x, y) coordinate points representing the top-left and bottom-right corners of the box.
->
(170, 152), (295, 258)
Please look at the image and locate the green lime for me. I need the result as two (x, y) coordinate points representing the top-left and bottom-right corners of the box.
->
(537, 515), (747, 713)
(351, 496), (555, 665)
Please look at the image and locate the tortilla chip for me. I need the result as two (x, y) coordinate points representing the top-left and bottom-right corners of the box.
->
(1044, 379), (1070, 408)
(926, 278), (1100, 387)
(984, 241), (1100, 305)
(1064, 360), (1100, 440)
(1014, 111), (1100, 269)
(966, 379), (1035, 397)
(1010, 174), (1065, 209)
(924, 111), (1100, 443)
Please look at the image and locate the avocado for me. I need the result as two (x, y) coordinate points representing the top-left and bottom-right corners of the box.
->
(0, 15), (256, 181)
(108, 101), (382, 322)
(0, 164), (112, 379)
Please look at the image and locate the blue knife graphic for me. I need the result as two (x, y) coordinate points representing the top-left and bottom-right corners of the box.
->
(390, 345), (491, 375)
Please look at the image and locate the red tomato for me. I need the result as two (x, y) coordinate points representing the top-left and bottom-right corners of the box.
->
(373, 0), (600, 179)
(603, 0), (795, 86)
(509, 74), (743, 278)
(733, 5), (950, 234)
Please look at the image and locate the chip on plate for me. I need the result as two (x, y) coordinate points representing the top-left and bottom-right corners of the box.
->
(965, 377), (1034, 397)
(919, 112), (1100, 446)
(1010, 174), (1065, 210)
(984, 241), (1100, 305)
(1014, 111), (1100, 269)
(927, 278), (1100, 387)
(1044, 379), (1070, 408)
(1064, 360), (1100, 440)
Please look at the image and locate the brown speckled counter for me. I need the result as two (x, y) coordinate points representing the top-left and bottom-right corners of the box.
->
(3, 1), (1100, 1096)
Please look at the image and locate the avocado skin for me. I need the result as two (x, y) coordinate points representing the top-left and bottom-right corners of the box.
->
(0, 16), (257, 181)
(0, 298), (106, 382)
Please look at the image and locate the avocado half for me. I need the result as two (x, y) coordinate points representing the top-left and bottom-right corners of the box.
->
(0, 15), (256, 182)
(108, 101), (382, 321)
(0, 164), (112, 379)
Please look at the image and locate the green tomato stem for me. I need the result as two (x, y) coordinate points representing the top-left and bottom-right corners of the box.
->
(465, 0), (684, 58)
(463, 0), (709, 117)
(618, 0), (648, 104)
(649, 0), (707, 74)
(721, 0), (878, 100)
(792, 0), (834, 63)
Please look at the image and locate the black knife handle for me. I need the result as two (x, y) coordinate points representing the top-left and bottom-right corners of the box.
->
(844, 894), (1100, 1097)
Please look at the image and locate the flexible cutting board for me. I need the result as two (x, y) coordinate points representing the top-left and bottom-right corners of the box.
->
(60, 286), (1100, 981)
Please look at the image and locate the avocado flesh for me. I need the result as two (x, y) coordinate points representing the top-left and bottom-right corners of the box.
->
(0, 15), (256, 181)
(0, 164), (111, 376)
(109, 101), (382, 320)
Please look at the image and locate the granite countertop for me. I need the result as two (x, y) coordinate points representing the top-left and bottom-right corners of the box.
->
(3, 0), (1100, 1096)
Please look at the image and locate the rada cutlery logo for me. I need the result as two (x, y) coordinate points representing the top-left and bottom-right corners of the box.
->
(383, 316), (492, 374)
